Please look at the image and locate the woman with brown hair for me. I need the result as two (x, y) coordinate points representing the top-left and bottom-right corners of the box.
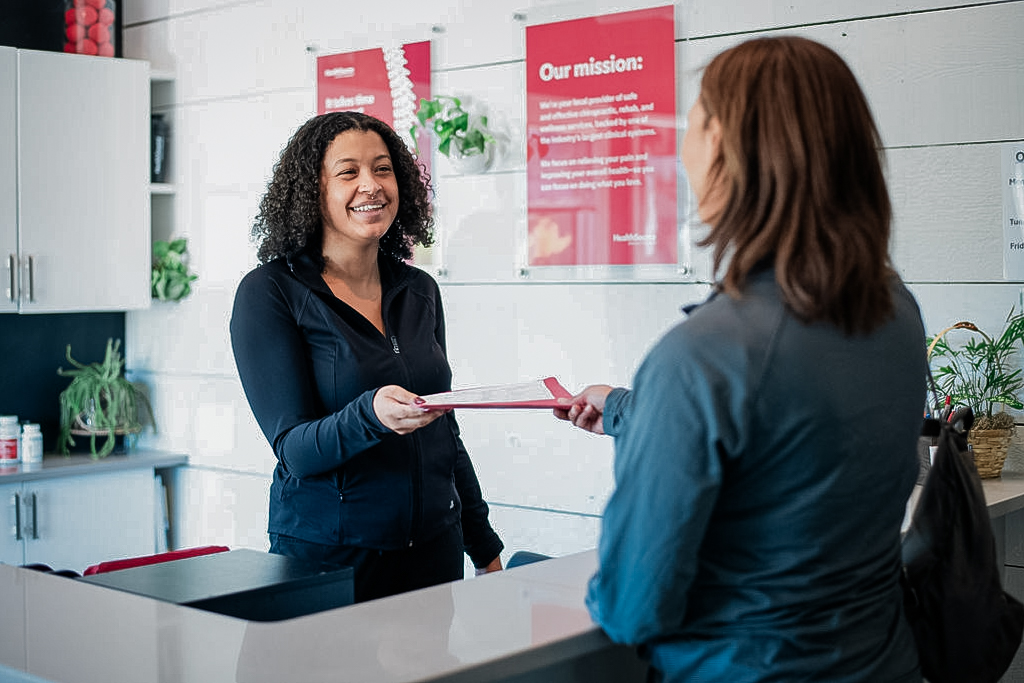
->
(557, 37), (924, 681)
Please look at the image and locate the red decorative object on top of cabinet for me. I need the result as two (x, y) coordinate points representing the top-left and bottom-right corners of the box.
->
(63, 0), (116, 58)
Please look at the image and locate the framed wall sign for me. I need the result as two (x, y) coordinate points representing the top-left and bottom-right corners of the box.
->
(525, 5), (679, 275)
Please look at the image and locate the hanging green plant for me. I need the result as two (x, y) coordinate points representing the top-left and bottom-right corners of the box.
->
(57, 339), (156, 458)
(152, 237), (198, 301)
(409, 95), (496, 159)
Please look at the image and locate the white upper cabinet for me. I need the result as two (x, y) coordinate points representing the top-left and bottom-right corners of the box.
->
(0, 48), (15, 311)
(1, 47), (151, 313)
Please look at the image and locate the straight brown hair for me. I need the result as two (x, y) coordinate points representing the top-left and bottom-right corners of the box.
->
(697, 36), (894, 335)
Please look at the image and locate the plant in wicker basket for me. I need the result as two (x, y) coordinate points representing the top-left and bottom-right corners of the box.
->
(927, 308), (1024, 477)
(57, 338), (155, 459)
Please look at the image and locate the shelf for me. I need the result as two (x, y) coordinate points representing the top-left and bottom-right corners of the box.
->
(150, 69), (175, 83)
(150, 183), (175, 195)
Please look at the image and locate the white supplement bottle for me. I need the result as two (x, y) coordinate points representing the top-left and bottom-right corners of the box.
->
(21, 423), (43, 464)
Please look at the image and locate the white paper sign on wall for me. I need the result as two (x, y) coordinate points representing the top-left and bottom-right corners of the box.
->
(1003, 143), (1024, 280)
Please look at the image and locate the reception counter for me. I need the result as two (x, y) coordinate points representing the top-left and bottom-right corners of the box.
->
(0, 549), (648, 683)
(3, 474), (1024, 683)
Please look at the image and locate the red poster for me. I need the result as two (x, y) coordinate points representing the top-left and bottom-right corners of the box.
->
(316, 41), (431, 160)
(526, 6), (677, 267)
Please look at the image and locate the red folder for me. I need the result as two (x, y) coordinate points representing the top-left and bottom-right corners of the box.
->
(419, 377), (572, 410)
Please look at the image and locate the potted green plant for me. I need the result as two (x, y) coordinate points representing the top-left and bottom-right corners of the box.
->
(927, 308), (1024, 476)
(151, 237), (197, 301)
(409, 95), (498, 172)
(57, 338), (155, 458)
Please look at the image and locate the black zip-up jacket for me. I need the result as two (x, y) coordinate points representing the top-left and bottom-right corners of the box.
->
(230, 248), (503, 566)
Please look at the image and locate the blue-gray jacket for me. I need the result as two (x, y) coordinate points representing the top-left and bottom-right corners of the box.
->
(230, 249), (502, 567)
(588, 267), (925, 682)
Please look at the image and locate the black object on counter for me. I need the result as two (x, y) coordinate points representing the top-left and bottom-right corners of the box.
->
(78, 548), (354, 621)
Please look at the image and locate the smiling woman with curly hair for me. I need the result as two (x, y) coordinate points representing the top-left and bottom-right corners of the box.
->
(231, 111), (504, 603)
(252, 111), (434, 263)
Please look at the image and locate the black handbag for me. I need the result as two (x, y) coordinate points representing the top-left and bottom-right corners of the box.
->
(901, 402), (1024, 683)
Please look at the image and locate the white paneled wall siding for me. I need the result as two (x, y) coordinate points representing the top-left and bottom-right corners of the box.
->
(124, 0), (1024, 583)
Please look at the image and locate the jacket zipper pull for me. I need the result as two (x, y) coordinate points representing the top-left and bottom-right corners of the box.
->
(391, 335), (400, 354)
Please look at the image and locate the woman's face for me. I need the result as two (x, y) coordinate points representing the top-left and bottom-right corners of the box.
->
(681, 96), (723, 224)
(319, 129), (399, 250)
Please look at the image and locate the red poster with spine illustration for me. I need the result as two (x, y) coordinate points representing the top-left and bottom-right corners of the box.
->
(526, 6), (677, 267)
(316, 41), (431, 161)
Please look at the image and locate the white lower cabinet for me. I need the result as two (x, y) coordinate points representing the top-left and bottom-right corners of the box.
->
(1, 469), (155, 573)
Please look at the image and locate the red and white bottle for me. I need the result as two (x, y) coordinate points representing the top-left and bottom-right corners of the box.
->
(0, 415), (19, 464)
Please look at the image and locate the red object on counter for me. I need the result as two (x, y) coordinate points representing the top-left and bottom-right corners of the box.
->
(83, 545), (230, 575)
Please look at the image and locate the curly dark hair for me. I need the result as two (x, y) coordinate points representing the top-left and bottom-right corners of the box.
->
(252, 111), (434, 263)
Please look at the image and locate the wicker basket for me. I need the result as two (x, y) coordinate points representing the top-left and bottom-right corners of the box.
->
(968, 426), (1014, 478)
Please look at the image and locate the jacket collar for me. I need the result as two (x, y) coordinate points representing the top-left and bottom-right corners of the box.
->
(682, 261), (775, 316)
(285, 246), (411, 297)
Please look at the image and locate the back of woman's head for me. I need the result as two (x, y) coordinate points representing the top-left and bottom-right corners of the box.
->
(253, 111), (433, 263)
(698, 36), (893, 335)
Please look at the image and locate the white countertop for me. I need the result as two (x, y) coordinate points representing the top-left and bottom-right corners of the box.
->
(2, 473), (1023, 683)
(0, 450), (187, 484)
(0, 549), (628, 683)
(981, 471), (1024, 518)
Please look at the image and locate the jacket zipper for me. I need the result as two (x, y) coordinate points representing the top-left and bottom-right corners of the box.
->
(381, 291), (421, 548)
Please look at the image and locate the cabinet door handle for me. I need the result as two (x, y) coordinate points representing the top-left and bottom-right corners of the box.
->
(13, 492), (22, 541)
(29, 492), (38, 540)
(26, 255), (35, 303)
(5, 254), (14, 302)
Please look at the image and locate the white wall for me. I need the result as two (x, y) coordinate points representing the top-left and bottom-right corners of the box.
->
(122, 0), (1024, 573)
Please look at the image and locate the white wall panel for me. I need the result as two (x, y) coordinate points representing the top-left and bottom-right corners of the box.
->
(134, 2), (310, 103)
(441, 286), (521, 387)
(890, 143), (1007, 282)
(126, 369), (275, 475)
(487, 504), (602, 560)
(676, 0), (1005, 37)
(123, 17), (177, 73)
(443, 283), (701, 393)
(521, 0), (1008, 39)
(444, 282), (707, 514)
(887, 3), (1024, 146)
(458, 407), (615, 515)
(298, 0), (448, 57)
(126, 289), (235, 376)
(124, 0), (257, 27)
(432, 1), (532, 68)
(910, 282), (1024, 336)
(166, 467), (271, 551)
(433, 174), (527, 281)
(197, 193), (261, 288)
(189, 92), (312, 192)
(679, 4), (1024, 149)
